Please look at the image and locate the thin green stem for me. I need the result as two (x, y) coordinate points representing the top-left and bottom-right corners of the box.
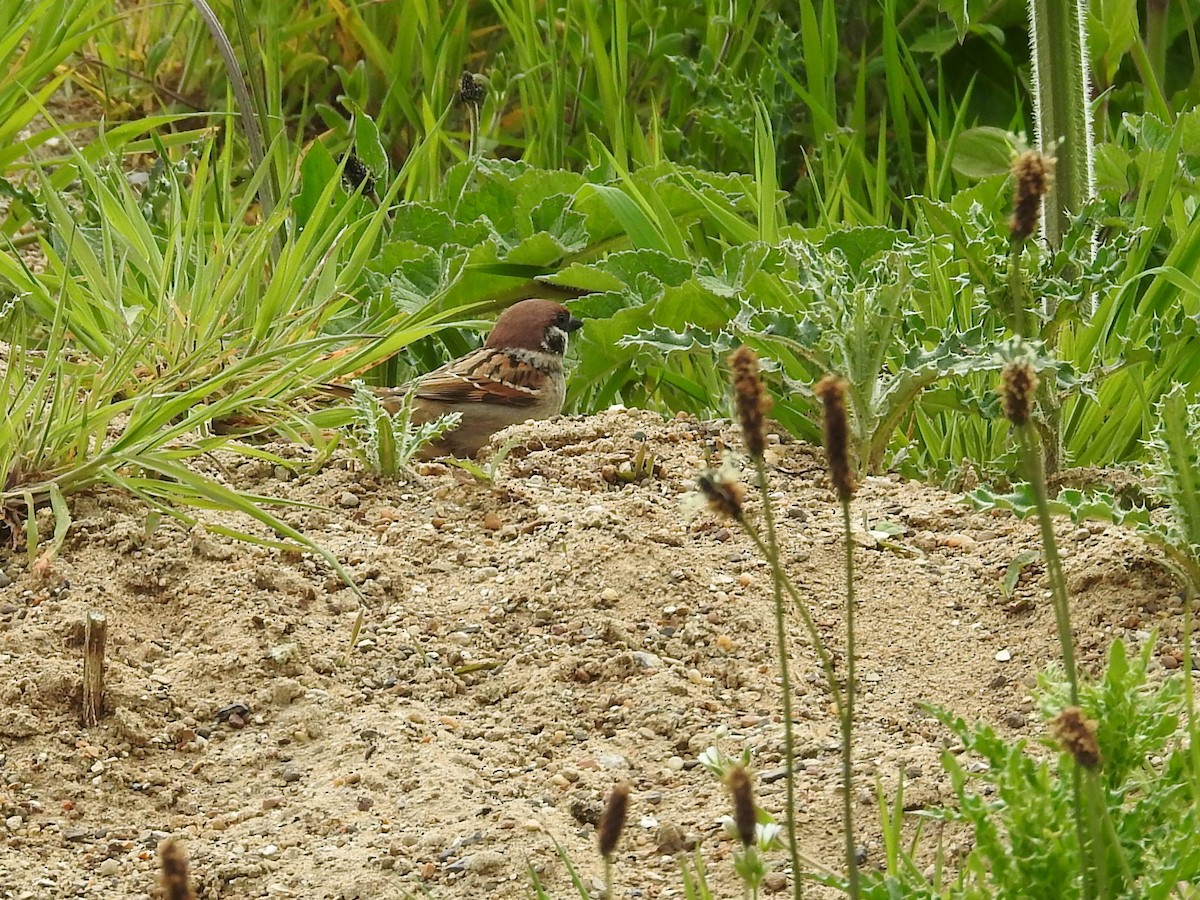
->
(1017, 424), (1079, 701)
(1017, 421), (1096, 896)
(604, 855), (613, 899)
(839, 499), (861, 899)
(744, 525), (843, 719)
(1082, 772), (1111, 897)
(1006, 241), (1030, 337)
(750, 456), (805, 900)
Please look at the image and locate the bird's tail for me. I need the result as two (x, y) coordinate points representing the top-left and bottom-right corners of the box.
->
(316, 382), (356, 401)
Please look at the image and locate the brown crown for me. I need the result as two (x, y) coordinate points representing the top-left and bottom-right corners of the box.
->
(484, 299), (582, 352)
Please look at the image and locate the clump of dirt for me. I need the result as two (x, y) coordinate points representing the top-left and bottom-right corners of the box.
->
(0, 408), (1183, 898)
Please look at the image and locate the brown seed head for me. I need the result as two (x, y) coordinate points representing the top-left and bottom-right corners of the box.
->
(729, 346), (772, 459)
(725, 766), (757, 848)
(1009, 150), (1054, 242)
(1052, 706), (1101, 770)
(158, 838), (195, 900)
(598, 782), (631, 858)
(1001, 361), (1039, 427)
(698, 470), (746, 520)
(815, 375), (855, 502)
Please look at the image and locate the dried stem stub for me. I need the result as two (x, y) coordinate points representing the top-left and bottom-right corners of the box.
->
(1010, 150), (1054, 243)
(1002, 360), (1039, 427)
(597, 782), (631, 858)
(729, 346), (772, 460)
(82, 610), (107, 727)
(815, 375), (855, 502)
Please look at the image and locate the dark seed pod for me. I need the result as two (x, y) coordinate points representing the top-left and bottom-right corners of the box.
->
(342, 153), (375, 197)
(459, 71), (486, 105)
(159, 838), (195, 900)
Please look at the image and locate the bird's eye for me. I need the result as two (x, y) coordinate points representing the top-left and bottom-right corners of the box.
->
(556, 311), (568, 324)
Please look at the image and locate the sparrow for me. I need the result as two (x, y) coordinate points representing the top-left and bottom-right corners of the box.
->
(323, 299), (583, 459)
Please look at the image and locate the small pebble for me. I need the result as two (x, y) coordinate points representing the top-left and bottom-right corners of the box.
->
(338, 491), (360, 508)
(764, 872), (789, 893)
(98, 859), (119, 876)
(995, 649), (1012, 662)
(654, 823), (687, 855)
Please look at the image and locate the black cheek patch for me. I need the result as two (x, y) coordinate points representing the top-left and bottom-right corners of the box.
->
(541, 328), (567, 355)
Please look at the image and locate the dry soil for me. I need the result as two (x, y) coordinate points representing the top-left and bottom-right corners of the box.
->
(0, 408), (1186, 899)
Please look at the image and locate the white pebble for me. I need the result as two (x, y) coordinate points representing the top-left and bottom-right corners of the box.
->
(995, 649), (1012, 662)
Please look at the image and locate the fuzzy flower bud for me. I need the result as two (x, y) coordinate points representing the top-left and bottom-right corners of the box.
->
(159, 838), (195, 900)
(815, 375), (855, 502)
(597, 782), (631, 858)
(729, 346), (772, 460)
(1010, 150), (1054, 243)
(1052, 706), (1101, 770)
(725, 765), (757, 848)
(1002, 361), (1039, 427)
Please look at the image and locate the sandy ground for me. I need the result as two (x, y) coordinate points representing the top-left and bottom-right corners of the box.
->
(0, 408), (1185, 899)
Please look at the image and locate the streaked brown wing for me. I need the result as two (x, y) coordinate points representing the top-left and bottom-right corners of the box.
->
(412, 348), (543, 407)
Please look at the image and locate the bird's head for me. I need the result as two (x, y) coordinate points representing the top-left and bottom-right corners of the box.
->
(485, 299), (584, 356)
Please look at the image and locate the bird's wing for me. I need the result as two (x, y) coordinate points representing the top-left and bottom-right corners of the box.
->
(411, 348), (544, 407)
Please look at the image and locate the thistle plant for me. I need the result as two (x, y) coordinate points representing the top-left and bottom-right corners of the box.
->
(346, 382), (461, 479)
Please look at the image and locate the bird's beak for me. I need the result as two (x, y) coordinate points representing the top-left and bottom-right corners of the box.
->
(566, 315), (584, 333)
